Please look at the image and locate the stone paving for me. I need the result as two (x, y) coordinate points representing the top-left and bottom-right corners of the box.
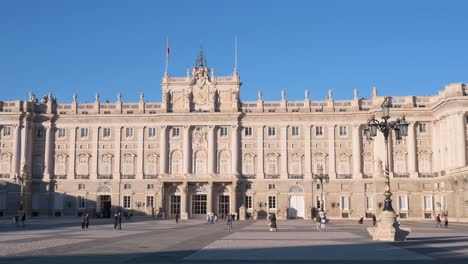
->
(0, 217), (467, 263)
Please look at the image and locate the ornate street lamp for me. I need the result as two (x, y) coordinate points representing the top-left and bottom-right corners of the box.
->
(313, 165), (329, 214)
(13, 163), (31, 213)
(366, 96), (411, 241)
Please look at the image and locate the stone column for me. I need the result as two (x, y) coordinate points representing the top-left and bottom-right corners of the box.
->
(439, 117), (447, 171)
(180, 183), (188, 219)
(373, 130), (385, 178)
(183, 126), (191, 175)
(43, 124), (53, 181)
(352, 124), (362, 178)
(407, 123), (417, 177)
(20, 117), (31, 173)
(230, 181), (238, 216)
(207, 126), (216, 174)
(160, 126), (167, 175)
(91, 127), (99, 180)
(304, 125), (312, 179)
(456, 113), (466, 167)
(114, 126), (122, 179)
(207, 183), (213, 215)
(328, 125), (336, 178)
(137, 127), (144, 179)
(68, 127), (77, 178)
(431, 121), (439, 173)
(257, 126), (264, 179)
(231, 125), (239, 175)
(158, 184), (164, 214)
(281, 125), (288, 179)
(11, 123), (21, 177)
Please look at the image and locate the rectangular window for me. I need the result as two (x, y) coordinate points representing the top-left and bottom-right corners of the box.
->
(77, 196), (86, 209)
(245, 196), (252, 209)
(58, 128), (66, 138)
(341, 196), (350, 210)
(339, 126), (348, 137)
(80, 128), (89, 138)
(268, 127), (276, 137)
(36, 128), (44, 139)
(292, 126), (300, 137)
(103, 128), (111, 138)
(148, 127), (156, 138)
(418, 123), (428, 134)
(123, 196), (131, 209)
(125, 128), (134, 138)
(220, 127), (228, 137)
(244, 127), (252, 137)
(366, 196), (373, 211)
(268, 196), (277, 209)
(424, 196), (433, 211)
(316, 126), (324, 136)
(146, 196), (154, 208)
(245, 183), (252, 190)
(78, 183), (86, 190)
(2, 126), (11, 137)
(172, 127), (180, 137)
(399, 196), (408, 210)
(124, 184), (131, 190)
(268, 184), (276, 190)
(147, 184), (155, 190)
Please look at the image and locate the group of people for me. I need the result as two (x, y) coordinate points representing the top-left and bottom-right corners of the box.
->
(357, 214), (377, 226)
(80, 211), (90, 229)
(114, 211), (123, 229)
(13, 213), (26, 227)
(435, 213), (449, 228)
(206, 213), (218, 224)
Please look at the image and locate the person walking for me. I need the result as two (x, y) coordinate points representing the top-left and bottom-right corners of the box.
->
(214, 214), (218, 223)
(81, 213), (86, 229)
(268, 214), (277, 232)
(14, 214), (19, 227)
(175, 213), (180, 224)
(315, 215), (322, 231)
(114, 212), (119, 229)
(435, 214), (442, 228)
(227, 215), (233, 232)
(84, 211), (89, 229)
(117, 211), (122, 230)
(358, 215), (364, 224)
(21, 213), (26, 227)
(372, 214), (377, 226)
(443, 214), (448, 228)
(320, 215), (327, 231)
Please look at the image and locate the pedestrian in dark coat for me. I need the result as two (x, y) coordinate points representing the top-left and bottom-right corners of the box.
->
(81, 214), (86, 229)
(175, 213), (180, 224)
(372, 214), (377, 226)
(114, 212), (119, 229)
(21, 213), (26, 227)
(268, 214), (277, 232)
(84, 211), (89, 229)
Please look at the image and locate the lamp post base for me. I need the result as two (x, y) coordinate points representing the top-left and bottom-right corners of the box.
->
(367, 210), (411, 241)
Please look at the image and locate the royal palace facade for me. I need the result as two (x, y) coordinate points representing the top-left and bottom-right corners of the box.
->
(1, 54), (468, 221)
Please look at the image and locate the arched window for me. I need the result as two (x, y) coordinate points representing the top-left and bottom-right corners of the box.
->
(289, 153), (304, 175)
(170, 151), (182, 174)
(266, 153), (279, 175)
(122, 153), (136, 176)
(243, 154), (256, 175)
(99, 153), (112, 175)
(218, 151), (231, 174)
(194, 151), (207, 175)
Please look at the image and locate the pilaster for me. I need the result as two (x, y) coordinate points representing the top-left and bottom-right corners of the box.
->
(257, 125), (264, 179)
(180, 183), (188, 219)
(137, 127), (144, 179)
(407, 123), (417, 177)
(68, 127), (77, 178)
(231, 125), (239, 175)
(304, 125), (312, 179)
(281, 125), (288, 179)
(183, 125), (191, 175)
(352, 124), (362, 178)
(114, 126), (122, 179)
(91, 126), (99, 180)
(43, 123), (53, 181)
(208, 126), (216, 175)
(328, 125), (336, 178)
(160, 126), (167, 175)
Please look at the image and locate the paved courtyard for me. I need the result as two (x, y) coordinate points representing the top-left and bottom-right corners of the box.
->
(0, 217), (467, 263)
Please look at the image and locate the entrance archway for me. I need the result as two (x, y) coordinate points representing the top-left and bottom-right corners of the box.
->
(288, 185), (304, 219)
(97, 185), (112, 218)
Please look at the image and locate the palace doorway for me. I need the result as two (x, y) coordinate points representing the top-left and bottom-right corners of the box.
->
(99, 195), (112, 218)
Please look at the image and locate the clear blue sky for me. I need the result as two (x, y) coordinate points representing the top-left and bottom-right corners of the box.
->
(1, 0), (467, 103)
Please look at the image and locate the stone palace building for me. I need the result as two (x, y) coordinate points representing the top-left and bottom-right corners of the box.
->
(0, 52), (467, 221)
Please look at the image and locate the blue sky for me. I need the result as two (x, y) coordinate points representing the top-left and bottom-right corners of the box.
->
(1, 0), (467, 103)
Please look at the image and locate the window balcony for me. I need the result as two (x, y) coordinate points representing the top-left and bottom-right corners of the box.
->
(97, 174), (113, 180)
(0, 173), (10, 178)
(241, 174), (256, 179)
(121, 175), (135, 179)
(418, 173), (434, 178)
(336, 174), (352, 179)
(288, 174), (304, 179)
(393, 173), (409, 178)
(143, 174), (158, 179)
(362, 174), (373, 179)
(265, 174), (280, 179)
(74, 175), (88, 179)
